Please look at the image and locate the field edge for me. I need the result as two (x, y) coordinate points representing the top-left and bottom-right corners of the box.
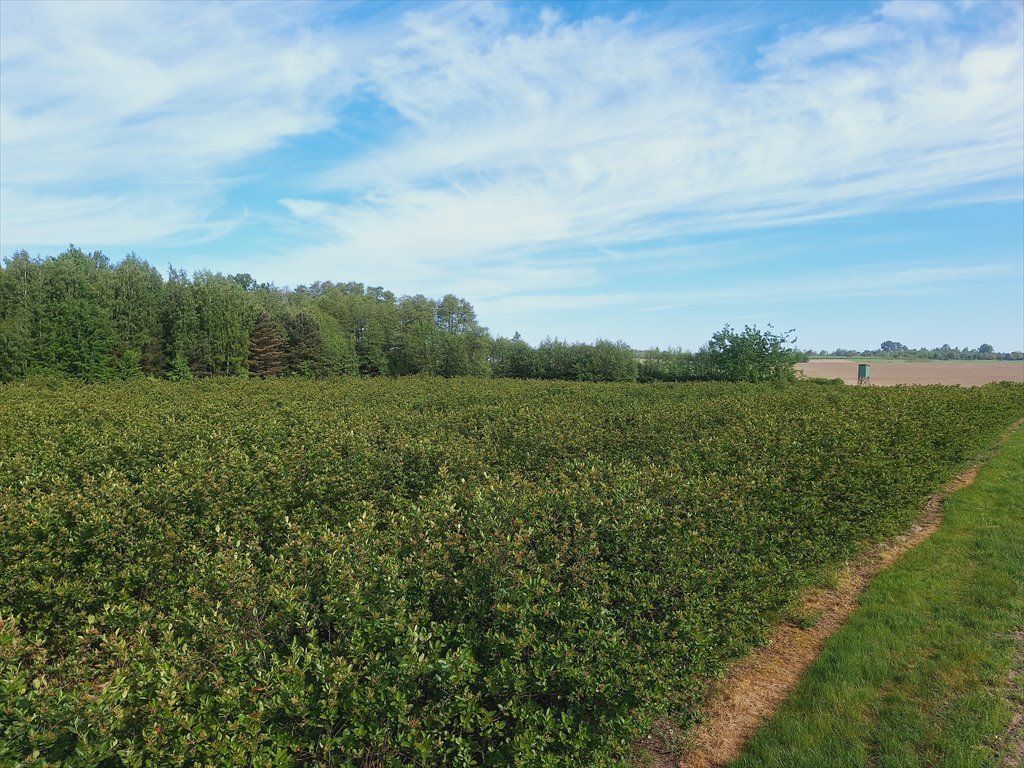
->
(643, 419), (1024, 768)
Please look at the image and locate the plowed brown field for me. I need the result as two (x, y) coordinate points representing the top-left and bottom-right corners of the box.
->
(797, 359), (1024, 386)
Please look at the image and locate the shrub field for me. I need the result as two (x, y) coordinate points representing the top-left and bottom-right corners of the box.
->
(2, 378), (1022, 766)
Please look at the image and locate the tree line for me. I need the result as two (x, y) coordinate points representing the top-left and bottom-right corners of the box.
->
(812, 340), (1022, 361)
(0, 247), (802, 384)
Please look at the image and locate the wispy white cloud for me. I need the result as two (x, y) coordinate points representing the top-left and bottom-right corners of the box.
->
(278, 0), (1023, 299)
(0, 188), (235, 247)
(0, 0), (373, 248)
(609, 262), (1013, 314)
(878, 0), (953, 23)
(756, 21), (896, 69)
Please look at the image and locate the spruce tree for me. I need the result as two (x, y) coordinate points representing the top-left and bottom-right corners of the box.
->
(247, 311), (286, 377)
(285, 312), (323, 375)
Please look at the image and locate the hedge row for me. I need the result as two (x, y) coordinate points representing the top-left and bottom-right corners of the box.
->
(2, 378), (1022, 766)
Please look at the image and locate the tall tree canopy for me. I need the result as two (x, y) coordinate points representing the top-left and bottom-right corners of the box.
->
(0, 247), (493, 382)
(1, 246), (827, 384)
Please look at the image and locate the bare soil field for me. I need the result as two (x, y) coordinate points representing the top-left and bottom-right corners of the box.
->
(797, 359), (1024, 386)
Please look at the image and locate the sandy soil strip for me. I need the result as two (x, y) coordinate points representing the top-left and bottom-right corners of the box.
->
(667, 420), (1024, 768)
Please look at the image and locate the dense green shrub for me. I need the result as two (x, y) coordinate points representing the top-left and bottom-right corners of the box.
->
(698, 324), (800, 382)
(1, 379), (1021, 766)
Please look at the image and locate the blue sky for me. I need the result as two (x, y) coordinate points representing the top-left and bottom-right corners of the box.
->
(1, 0), (1022, 351)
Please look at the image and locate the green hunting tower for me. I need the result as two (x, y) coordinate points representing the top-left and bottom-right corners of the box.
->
(858, 363), (871, 385)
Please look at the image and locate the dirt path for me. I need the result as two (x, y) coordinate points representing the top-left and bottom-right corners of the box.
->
(664, 419), (1024, 768)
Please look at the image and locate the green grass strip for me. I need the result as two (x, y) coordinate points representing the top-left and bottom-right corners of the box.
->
(732, 427), (1024, 768)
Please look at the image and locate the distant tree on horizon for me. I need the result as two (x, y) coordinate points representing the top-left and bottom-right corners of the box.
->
(880, 340), (908, 354)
